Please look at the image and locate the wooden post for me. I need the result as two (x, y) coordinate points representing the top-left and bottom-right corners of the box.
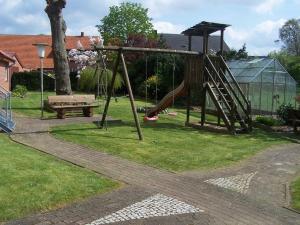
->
(120, 53), (143, 141)
(203, 30), (207, 55)
(186, 35), (192, 126)
(100, 51), (121, 128)
(247, 100), (252, 132)
(188, 35), (192, 51)
(201, 85), (207, 126)
(205, 32), (209, 54)
(220, 29), (224, 56)
(230, 102), (236, 135)
(186, 89), (191, 126)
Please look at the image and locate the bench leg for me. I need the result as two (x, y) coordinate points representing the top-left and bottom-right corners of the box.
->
(83, 108), (93, 117)
(57, 109), (66, 119)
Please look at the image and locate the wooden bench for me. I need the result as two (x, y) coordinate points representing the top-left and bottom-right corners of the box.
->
(288, 109), (300, 133)
(46, 95), (99, 119)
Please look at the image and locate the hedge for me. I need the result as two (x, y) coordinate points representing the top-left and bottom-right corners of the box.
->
(11, 72), (55, 91)
(11, 72), (79, 91)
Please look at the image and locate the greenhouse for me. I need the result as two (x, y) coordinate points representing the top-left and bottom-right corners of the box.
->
(207, 57), (297, 115)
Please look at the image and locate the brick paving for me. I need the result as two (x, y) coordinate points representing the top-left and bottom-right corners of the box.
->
(6, 116), (300, 225)
(204, 172), (257, 194)
(87, 194), (203, 225)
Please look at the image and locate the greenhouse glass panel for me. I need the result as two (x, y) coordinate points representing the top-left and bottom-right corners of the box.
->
(227, 57), (297, 115)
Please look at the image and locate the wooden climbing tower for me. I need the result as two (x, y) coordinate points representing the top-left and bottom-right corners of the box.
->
(182, 21), (252, 134)
(95, 21), (252, 140)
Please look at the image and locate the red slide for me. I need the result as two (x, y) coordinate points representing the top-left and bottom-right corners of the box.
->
(147, 81), (187, 117)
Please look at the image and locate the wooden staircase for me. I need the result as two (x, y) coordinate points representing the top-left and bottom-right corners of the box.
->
(204, 55), (252, 133)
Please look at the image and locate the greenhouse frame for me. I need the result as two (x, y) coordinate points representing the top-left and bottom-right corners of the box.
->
(207, 57), (297, 115)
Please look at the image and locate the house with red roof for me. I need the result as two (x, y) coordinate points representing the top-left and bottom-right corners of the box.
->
(0, 33), (94, 90)
(0, 50), (23, 91)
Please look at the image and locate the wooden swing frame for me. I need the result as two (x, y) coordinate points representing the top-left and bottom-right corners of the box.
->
(96, 46), (200, 140)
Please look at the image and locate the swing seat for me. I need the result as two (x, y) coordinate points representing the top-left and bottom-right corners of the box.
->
(143, 115), (159, 122)
(168, 112), (178, 116)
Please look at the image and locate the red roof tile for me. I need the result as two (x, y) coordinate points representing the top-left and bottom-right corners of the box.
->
(0, 35), (94, 70)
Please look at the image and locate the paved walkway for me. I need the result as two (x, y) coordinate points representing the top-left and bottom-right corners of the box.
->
(6, 116), (300, 225)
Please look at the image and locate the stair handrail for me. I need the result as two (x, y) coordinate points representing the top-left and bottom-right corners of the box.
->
(205, 56), (236, 108)
(219, 56), (250, 110)
(208, 55), (250, 119)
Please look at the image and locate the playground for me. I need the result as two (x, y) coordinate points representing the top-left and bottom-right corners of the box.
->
(1, 18), (300, 225)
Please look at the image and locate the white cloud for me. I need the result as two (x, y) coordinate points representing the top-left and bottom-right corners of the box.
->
(153, 21), (185, 34)
(227, 27), (251, 43)
(225, 18), (286, 55)
(145, 0), (201, 17)
(255, 19), (286, 35)
(254, 0), (284, 14)
(67, 25), (99, 36)
(0, 0), (22, 11)
(14, 14), (36, 25)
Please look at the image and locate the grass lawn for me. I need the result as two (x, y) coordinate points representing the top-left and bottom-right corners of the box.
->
(51, 96), (291, 172)
(291, 177), (300, 211)
(0, 134), (119, 222)
(11, 91), (56, 118)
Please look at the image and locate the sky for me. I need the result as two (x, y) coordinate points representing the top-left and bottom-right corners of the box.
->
(0, 0), (299, 55)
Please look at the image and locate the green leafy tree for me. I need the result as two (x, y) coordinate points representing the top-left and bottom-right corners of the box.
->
(279, 19), (300, 56)
(97, 2), (155, 44)
(225, 44), (248, 60)
(269, 51), (300, 83)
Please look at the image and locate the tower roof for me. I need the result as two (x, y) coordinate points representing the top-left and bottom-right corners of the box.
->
(182, 21), (230, 36)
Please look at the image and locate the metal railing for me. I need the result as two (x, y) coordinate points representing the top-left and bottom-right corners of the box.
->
(0, 86), (15, 133)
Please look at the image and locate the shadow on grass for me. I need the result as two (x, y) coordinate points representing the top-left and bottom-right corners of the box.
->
(51, 116), (293, 145)
(12, 107), (41, 110)
(52, 122), (139, 141)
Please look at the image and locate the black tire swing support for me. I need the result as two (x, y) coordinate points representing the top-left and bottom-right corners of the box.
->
(100, 50), (144, 141)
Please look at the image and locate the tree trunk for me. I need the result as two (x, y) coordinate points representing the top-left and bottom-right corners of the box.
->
(45, 0), (72, 95)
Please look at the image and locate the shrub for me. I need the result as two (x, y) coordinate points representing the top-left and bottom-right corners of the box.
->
(255, 116), (281, 126)
(277, 103), (294, 124)
(79, 67), (123, 93)
(12, 85), (27, 98)
(130, 54), (185, 99)
(138, 75), (160, 99)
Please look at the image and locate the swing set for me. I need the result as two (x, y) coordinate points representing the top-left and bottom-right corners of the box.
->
(94, 21), (252, 141)
(143, 54), (177, 122)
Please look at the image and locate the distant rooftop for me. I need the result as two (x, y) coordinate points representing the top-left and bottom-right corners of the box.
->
(0, 34), (94, 70)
